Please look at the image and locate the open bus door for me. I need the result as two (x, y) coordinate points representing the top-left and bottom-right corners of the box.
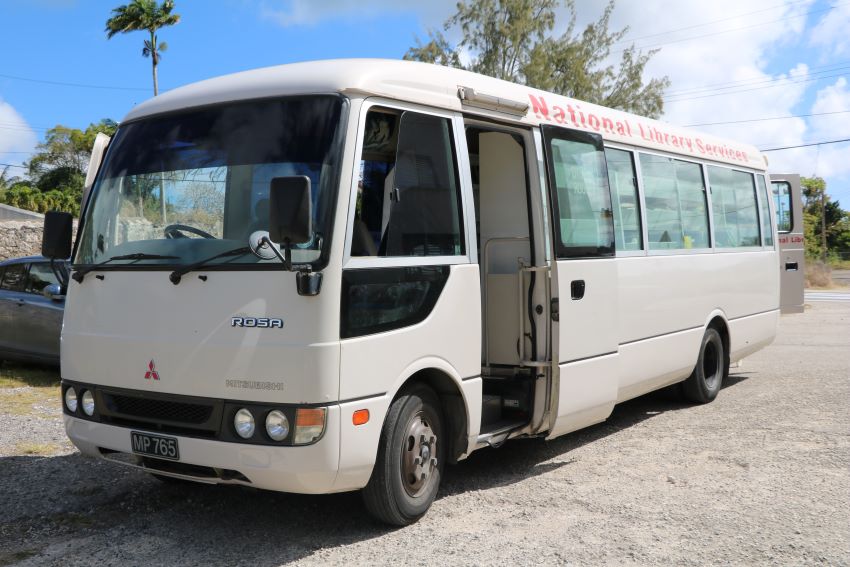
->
(770, 173), (805, 314)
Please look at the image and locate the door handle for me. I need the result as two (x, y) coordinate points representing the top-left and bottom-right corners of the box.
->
(785, 262), (798, 271)
(571, 280), (585, 300)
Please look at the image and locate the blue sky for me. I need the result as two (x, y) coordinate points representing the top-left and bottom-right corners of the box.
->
(1, 0), (848, 204)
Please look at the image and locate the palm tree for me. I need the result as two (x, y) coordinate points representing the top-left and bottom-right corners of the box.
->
(105, 0), (181, 96)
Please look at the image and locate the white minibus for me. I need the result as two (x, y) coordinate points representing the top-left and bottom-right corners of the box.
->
(42, 59), (782, 525)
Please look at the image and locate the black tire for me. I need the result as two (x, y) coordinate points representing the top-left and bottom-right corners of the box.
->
(682, 327), (727, 403)
(362, 384), (445, 526)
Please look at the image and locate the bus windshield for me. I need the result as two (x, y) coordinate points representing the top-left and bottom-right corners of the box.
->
(75, 95), (345, 268)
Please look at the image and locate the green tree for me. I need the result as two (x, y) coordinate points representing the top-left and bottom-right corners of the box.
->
(801, 176), (850, 263)
(0, 120), (117, 217)
(27, 120), (117, 185)
(105, 0), (181, 96)
(404, 0), (670, 118)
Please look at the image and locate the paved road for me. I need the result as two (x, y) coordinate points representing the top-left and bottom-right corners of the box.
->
(1, 303), (848, 566)
(805, 290), (850, 302)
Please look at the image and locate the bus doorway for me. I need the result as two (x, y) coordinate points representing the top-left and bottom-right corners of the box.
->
(465, 123), (551, 443)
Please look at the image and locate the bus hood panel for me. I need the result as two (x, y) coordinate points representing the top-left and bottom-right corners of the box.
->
(59, 270), (340, 404)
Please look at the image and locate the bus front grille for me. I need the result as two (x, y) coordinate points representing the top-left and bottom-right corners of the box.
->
(103, 393), (213, 424)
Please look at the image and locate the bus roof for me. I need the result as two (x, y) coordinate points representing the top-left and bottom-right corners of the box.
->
(125, 58), (767, 170)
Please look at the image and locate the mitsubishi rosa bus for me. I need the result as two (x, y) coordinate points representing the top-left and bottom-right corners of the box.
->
(42, 59), (784, 525)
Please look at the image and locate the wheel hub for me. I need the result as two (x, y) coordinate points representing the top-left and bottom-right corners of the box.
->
(401, 413), (438, 497)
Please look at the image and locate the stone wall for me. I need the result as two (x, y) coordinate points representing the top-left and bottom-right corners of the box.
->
(0, 221), (78, 261)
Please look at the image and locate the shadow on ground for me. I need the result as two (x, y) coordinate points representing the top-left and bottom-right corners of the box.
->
(0, 374), (750, 566)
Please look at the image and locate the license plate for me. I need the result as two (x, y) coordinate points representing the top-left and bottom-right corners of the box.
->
(131, 431), (180, 461)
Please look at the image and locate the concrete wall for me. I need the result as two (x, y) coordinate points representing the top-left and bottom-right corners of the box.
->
(0, 220), (78, 261)
(0, 204), (44, 222)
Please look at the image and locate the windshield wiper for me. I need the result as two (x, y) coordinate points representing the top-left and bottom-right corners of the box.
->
(72, 253), (179, 283)
(169, 246), (250, 285)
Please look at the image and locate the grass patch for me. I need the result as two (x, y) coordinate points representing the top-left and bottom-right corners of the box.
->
(0, 362), (59, 388)
(0, 550), (39, 566)
(54, 512), (95, 529)
(0, 362), (60, 416)
(15, 442), (60, 456)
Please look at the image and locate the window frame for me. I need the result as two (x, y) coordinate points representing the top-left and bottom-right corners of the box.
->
(755, 173), (776, 250)
(603, 143), (646, 257)
(771, 180), (794, 234)
(634, 148), (715, 257)
(541, 125), (615, 259)
(342, 97), (474, 269)
(706, 164), (764, 252)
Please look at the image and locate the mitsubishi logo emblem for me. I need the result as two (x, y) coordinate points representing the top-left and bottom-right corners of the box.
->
(144, 360), (160, 380)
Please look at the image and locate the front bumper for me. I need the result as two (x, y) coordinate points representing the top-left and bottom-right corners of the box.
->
(65, 406), (343, 494)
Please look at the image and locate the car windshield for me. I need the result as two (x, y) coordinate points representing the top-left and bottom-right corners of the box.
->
(75, 95), (345, 268)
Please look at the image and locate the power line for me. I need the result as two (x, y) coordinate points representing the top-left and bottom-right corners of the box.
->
(611, 2), (846, 56)
(0, 163), (27, 169)
(0, 72), (148, 92)
(613, 0), (810, 46)
(683, 110), (850, 127)
(760, 138), (850, 152)
(665, 61), (850, 98)
(665, 70), (850, 103)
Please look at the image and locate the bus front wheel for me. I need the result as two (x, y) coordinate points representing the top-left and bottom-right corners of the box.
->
(362, 384), (445, 526)
(683, 327), (726, 403)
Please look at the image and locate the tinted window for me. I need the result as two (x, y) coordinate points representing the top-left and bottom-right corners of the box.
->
(772, 181), (792, 233)
(605, 148), (642, 251)
(76, 96), (344, 268)
(756, 175), (774, 247)
(0, 264), (26, 291)
(352, 109), (464, 257)
(639, 154), (710, 250)
(709, 167), (759, 247)
(544, 127), (614, 258)
(25, 263), (60, 294)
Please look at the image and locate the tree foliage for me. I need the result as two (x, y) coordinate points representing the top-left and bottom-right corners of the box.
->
(801, 176), (850, 262)
(105, 0), (181, 96)
(404, 0), (670, 118)
(0, 120), (117, 217)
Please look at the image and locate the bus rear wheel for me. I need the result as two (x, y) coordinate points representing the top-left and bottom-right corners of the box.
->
(683, 327), (726, 403)
(362, 384), (445, 526)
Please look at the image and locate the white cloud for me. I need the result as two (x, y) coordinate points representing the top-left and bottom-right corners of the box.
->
(809, 2), (850, 60)
(0, 98), (37, 174)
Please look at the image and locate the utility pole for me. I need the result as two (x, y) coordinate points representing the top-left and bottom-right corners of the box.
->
(821, 186), (827, 264)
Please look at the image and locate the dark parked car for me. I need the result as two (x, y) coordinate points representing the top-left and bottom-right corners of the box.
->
(0, 256), (66, 366)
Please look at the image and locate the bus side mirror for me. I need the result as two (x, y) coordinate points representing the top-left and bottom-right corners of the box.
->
(268, 176), (312, 245)
(42, 211), (73, 260)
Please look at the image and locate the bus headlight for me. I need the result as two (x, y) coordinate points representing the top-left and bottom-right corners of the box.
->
(81, 390), (95, 416)
(265, 410), (290, 441)
(293, 408), (327, 445)
(234, 408), (255, 439)
(64, 387), (78, 413)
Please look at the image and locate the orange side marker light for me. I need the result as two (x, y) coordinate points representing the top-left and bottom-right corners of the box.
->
(352, 409), (370, 426)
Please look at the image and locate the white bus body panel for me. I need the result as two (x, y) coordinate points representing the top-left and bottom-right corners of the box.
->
(61, 271), (341, 404)
(335, 264), (482, 490)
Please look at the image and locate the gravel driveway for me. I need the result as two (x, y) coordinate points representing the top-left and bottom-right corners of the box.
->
(1, 301), (848, 566)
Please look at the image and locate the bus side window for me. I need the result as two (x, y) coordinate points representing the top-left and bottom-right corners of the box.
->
(771, 181), (792, 233)
(605, 148), (642, 251)
(756, 175), (774, 246)
(708, 166), (760, 247)
(639, 153), (710, 250)
(352, 109), (464, 257)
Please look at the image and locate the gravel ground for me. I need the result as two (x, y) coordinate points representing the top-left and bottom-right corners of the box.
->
(1, 301), (848, 566)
